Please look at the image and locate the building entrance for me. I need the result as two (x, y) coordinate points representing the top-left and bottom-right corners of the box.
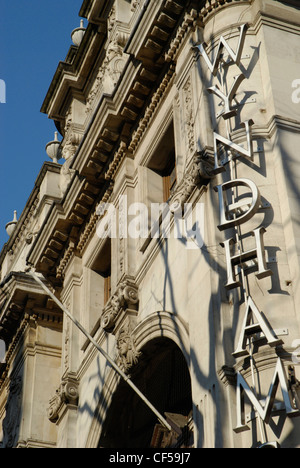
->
(98, 338), (192, 448)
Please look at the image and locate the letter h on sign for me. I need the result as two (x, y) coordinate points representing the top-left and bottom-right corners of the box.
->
(221, 227), (273, 290)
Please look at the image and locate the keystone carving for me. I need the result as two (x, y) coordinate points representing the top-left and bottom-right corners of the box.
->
(101, 278), (139, 332)
(116, 323), (141, 374)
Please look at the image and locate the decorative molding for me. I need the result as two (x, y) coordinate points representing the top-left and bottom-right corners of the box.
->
(127, 64), (176, 156)
(198, 0), (252, 23)
(165, 9), (198, 63)
(105, 141), (128, 182)
(86, 7), (130, 118)
(218, 366), (237, 388)
(56, 241), (76, 280)
(10, 196), (40, 258)
(62, 103), (84, 161)
(76, 182), (114, 256)
(183, 76), (196, 156)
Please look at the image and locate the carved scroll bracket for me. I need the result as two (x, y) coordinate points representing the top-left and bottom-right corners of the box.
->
(48, 374), (79, 423)
(100, 277), (139, 333)
(169, 151), (214, 209)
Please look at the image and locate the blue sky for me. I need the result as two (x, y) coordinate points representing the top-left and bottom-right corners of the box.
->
(0, 0), (84, 248)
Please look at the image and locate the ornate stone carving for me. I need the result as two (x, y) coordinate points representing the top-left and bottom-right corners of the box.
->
(108, 5), (116, 33)
(48, 375), (79, 423)
(101, 278), (139, 332)
(183, 77), (196, 155)
(63, 317), (71, 372)
(198, 151), (215, 180)
(60, 155), (76, 195)
(131, 0), (139, 12)
(116, 324), (141, 373)
(86, 14), (130, 116)
(61, 103), (83, 162)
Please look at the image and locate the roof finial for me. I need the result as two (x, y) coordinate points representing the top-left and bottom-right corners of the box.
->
(5, 210), (18, 237)
(45, 131), (62, 164)
(71, 19), (86, 47)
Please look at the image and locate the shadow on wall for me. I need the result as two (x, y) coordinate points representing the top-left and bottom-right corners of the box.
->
(0, 336), (24, 448)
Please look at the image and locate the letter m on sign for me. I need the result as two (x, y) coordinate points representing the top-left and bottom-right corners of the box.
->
(197, 24), (249, 76)
(234, 358), (299, 433)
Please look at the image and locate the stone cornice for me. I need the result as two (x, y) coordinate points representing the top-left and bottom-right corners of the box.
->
(41, 22), (107, 129)
(198, 0), (252, 24)
(80, 0), (107, 23)
(0, 163), (61, 268)
(20, 1), (300, 286)
(0, 272), (63, 352)
(31, 0), (192, 281)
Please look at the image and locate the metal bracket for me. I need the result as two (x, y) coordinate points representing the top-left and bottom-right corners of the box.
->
(267, 256), (278, 264)
(216, 97), (256, 119)
(221, 54), (251, 67)
(252, 328), (289, 343)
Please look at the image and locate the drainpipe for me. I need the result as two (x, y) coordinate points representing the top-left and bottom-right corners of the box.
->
(27, 268), (172, 432)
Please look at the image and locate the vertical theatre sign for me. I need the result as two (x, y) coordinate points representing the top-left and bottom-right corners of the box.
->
(196, 24), (300, 442)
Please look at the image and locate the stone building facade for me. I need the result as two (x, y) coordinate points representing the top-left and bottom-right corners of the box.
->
(0, 0), (300, 448)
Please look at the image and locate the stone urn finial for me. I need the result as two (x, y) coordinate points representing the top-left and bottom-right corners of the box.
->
(45, 132), (62, 164)
(71, 20), (86, 46)
(5, 210), (18, 237)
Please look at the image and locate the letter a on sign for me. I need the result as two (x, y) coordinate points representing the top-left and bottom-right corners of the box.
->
(232, 296), (283, 359)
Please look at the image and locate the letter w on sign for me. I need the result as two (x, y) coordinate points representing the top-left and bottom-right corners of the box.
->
(197, 24), (249, 76)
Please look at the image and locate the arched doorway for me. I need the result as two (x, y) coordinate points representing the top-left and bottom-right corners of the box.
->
(98, 338), (193, 448)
